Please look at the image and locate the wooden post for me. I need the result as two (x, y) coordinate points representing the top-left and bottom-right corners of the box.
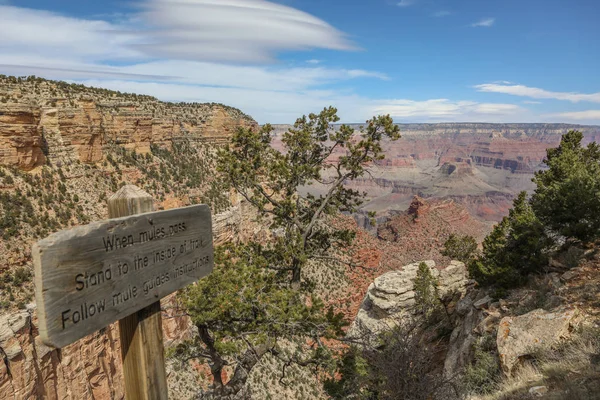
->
(108, 185), (168, 400)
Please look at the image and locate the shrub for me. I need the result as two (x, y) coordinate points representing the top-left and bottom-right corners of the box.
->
(413, 262), (441, 316)
(462, 334), (501, 395)
(441, 234), (478, 263)
(469, 192), (553, 288)
(327, 320), (458, 400)
(532, 130), (600, 242)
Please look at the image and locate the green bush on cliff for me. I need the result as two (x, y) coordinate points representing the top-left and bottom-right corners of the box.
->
(470, 130), (600, 289)
(469, 192), (552, 288)
(413, 262), (441, 316)
(531, 130), (600, 243)
(441, 234), (478, 263)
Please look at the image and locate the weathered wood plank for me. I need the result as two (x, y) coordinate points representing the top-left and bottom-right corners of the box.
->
(33, 202), (213, 348)
(108, 186), (168, 400)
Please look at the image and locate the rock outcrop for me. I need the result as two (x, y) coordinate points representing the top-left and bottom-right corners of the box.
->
(0, 308), (124, 400)
(350, 260), (469, 337)
(376, 196), (491, 267)
(496, 308), (579, 375)
(0, 104), (46, 170)
(0, 76), (257, 170)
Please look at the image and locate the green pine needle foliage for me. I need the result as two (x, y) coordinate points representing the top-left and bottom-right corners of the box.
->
(531, 130), (600, 242)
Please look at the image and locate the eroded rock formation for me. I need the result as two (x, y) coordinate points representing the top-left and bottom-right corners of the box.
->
(497, 308), (579, 375)
(0, 76), (257, 170)
(350, 260), (469, 337)
(273, 122), (600, 222)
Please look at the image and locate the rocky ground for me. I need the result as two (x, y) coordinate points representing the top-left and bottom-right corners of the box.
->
(345, 243), (600, 400)
(0, 76), (261, 399)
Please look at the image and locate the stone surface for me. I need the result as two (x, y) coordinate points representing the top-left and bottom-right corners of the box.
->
(350, 260), (469, 337)
(0, 77), (257, 170)
(561, 270), (579, 281)
(528, 386), (548, 396)
(474, 295), (493, 309)
(497, 308), (578, 375)
(443, 291), (486, 378)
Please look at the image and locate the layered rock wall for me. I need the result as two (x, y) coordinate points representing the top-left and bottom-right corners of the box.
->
(0, 77), (257, 170)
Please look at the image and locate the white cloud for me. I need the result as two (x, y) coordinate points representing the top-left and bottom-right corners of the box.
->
(0, 2), (595, 125)
(432, 11), (451, 17)
(471, 18), (495, 28)
(0, 6), (140, 61)
(523, 100), (542, 104)
(397, 0), (416, 7)
(475, 83), (600, 103)
(135, 0), (355, 63)
(546, 110), (600, 121)
(306, 59), (321, 64)
(0, 1), (355, 65)
(371, 99), (523, 120)
(70, 80), (529, 123)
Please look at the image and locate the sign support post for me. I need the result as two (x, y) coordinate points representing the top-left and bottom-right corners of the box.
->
(107, 185), (168, 400)
(33, 184), (214, 400)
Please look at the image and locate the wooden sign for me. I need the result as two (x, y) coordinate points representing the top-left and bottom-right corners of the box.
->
(33, 204), (213, 348)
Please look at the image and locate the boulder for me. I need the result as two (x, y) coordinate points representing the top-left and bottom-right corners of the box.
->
(350, 260), (468, 338)
(473, 295), (493, 310)
(529, 386), (548, 396)
(497, 308), (578, 375)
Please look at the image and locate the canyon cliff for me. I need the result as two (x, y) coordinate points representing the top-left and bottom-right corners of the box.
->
(0, 75), (256, 170)
(273, 122), (600, 223)
(2, 76), (600, 399)
(0, 76), (260, 399)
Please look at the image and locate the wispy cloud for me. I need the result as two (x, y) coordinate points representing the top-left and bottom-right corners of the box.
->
(523, 100), (542, 104)
(0, 1), (356, 65)
(137, 0), (356, 63)
(397, 0), (416, 7)
(372, 99), (523, 119)
(475, 83), (600, 103)
(432, 10), (451, 17)
(471, 18), (495, 27)
(545, 110), (600, 121)
(306, 59), (321, 64)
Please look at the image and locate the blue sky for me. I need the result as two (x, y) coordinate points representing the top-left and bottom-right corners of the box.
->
(0, 0), (599, 124)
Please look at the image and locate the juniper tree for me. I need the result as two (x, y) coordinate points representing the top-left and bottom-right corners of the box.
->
(180, 107), (400, 397)
(531, 130), (600, 243)
(441, 234), (478, 264)
(469, 191), (552, 288)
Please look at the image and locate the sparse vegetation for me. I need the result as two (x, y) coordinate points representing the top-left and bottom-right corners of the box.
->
(442, 234), (478, 263)
(326, 318), (459, 400)
(413, 262), (441, 317)
(463, 333), (501, 396)
(180, 107), (400, 397)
